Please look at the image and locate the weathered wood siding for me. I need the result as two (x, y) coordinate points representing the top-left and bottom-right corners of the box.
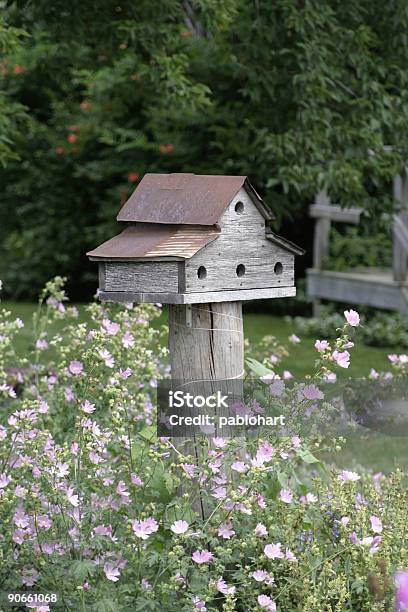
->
(99, 286), (296, 305)
(102, 261), (180, 293)
(184, 188), (294, 293)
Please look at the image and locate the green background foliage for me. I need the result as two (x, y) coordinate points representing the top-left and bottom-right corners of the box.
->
(1, 0), (408, 298)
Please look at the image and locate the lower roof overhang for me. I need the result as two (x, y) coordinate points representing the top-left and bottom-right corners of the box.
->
(98, 286), (296, 305)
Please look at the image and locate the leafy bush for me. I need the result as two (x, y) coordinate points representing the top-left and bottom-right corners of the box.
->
(0, 281), (407, 610)
(325, 226), (392, 272)
(289, 308), (408, 348)
(3, 1), (408, 297)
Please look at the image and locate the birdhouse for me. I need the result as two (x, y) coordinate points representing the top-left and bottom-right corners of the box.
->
(87, 173), (303, 304)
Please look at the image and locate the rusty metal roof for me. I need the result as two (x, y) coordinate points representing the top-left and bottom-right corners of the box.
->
(116, 173), (273, 225)
(87, 223), (220, 260)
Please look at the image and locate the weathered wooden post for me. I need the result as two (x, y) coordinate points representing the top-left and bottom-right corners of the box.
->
(393, 168), (408, 283)
(87, 173), (303, 495)
(308, 189), (362, 316)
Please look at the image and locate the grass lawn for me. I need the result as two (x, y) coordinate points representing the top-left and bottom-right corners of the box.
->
(2, 301), (398, 378)
(3, 300), (406, 473)
(242, 312), (395, 379)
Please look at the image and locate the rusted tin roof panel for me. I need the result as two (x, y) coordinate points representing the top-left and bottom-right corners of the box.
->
(116, 173), (273, 224)
(87, 224), (220, 260)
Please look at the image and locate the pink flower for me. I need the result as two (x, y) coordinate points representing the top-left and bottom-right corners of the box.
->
(80, 400), (96, 414)
(22, 567), (39, 586)
(231, 460), (248, 473)
(26, 603), (50, 611)
(132, 517), (159, 540)
(192, 596), (207, 610)
(38, 400), (49, 413)
(344, 309), (360, 327)
(302, 384), (324, 400)
(94, 524), (112, 536)
(264, 542), (284, 559)
(212, 437), (227, 448)
(257, 594), (276, 610)
(283, 369), (293, 379)
(170, 520), (189, 534)
(217, 577), (235, 595)
(255, 441), (274, 464)
(338, 470), (360, 482)
(66, 487), (79, 507)
(102, 319), (120, 336)
(12, 529), (26, 544)
(292, 436), (301, 448)
(104, 563), (120, 582)
(13, 507), (29, 528)
(305, 492), (317, 503)
(192, 550), (213, 564)
(395, 571), (408, 611)
(361, 535), (382, 554)
(285, 548), (297, 561)
(131, 473), (144, 486)
(269, 380), (285, 397)
(98, 348), (115, 368)
(65, 387), (75, 402)
(289, 334), (300, 344)
(37, 514), (52, 530)
(218, 523), (235, 539)
(116, 481), (130, 498)
(370, 515), (382, 534)
(122, 331), (134, 348)
(119, 368), (133, 379)
(36, 339), (48, 350)
(211, 486), (226, 500)
(55, 462), (69, 478)
(332, 350), (350, 369)
(255, 522), (268, 537)
(0, 473), (11, 489)
(252, 570), (271, 582)
(315, 339), (330, 352)
(279, 489), (293, 504)
(69, 360), (83, 375)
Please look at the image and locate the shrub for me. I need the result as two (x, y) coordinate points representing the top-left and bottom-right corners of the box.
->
(0, 282), (407, 610)
(289, 308), (408, 349)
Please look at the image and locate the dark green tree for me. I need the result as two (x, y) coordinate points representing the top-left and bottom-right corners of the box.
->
(1, 0), (408, 297)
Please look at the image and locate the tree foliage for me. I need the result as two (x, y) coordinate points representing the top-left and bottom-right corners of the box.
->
(1, 0), (408, 297)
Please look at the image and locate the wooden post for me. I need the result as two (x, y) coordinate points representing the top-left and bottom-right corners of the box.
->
(312, 190), (331, 316)
(393, 170), (408, 282)
(168, 302), (244, 518)
(168, 302), (244, 381)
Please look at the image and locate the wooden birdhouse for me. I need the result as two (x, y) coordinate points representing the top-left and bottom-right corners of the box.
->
(87, 173), (303, 304)
(88, 173), (303, 504)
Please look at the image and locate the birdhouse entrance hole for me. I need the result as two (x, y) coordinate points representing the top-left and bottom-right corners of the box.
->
(235, 201), (244, 214)
(197, 265), (207, 280)
(236, 264), (246, 277)
(274, 262), (283, 275)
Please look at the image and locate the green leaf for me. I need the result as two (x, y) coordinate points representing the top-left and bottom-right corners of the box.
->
(245, 358), (274, 377)
(295, 448), (321, 464)
(94, 598), (120, 612)
(69, 559), (96, 581)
